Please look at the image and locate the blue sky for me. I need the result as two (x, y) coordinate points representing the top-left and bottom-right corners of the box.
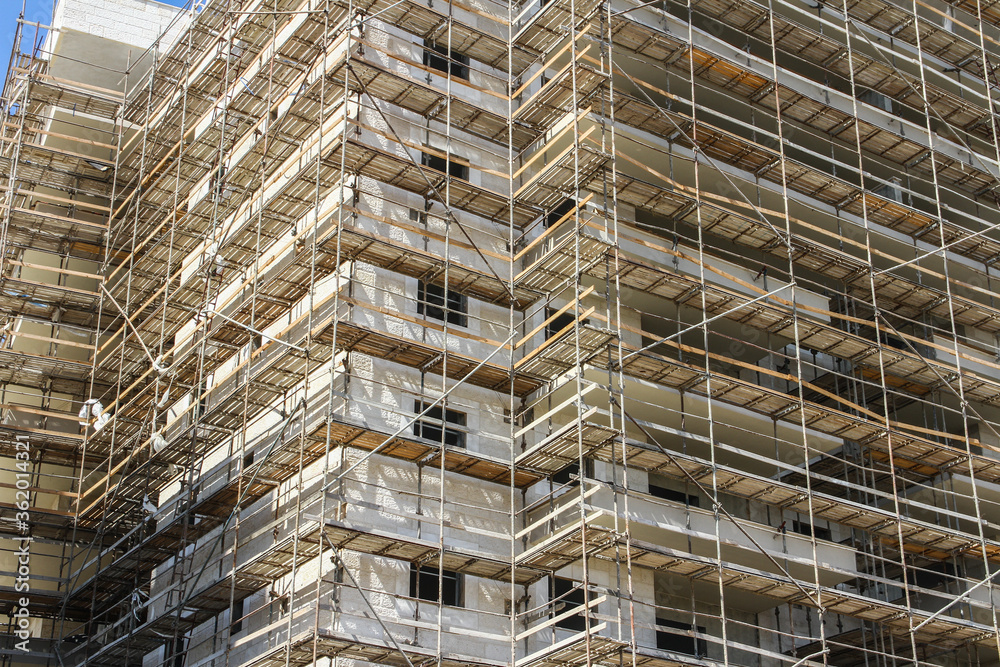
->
(0, 0), (189, 80)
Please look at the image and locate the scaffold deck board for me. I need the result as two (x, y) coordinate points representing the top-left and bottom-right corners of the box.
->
(515, 322), (616, 381)
(534, 429), (1000, 565)
(607, 342), (1000, 484)
(602, 91), (1000, 267)
(516, 418), (619, 475)
(516, 518), (995, 650)
(9, 68), (123, 119)
(315, 319), (541, 396)
(311, 415), (543, 487)
(690, 0), (990, 129)
(246, 628), (507, 667)
(516, 628), (624, 667)
(330, 0), (530, 72)
(325, 518), (545, 585)
(519, 216), (1000, 409)
(600, 170), (1000, 337)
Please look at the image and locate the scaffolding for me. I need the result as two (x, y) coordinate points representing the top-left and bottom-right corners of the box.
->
(2, 0), (1000, 666)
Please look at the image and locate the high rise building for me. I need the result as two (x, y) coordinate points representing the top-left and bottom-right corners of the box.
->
(2, 0), (1000, 665)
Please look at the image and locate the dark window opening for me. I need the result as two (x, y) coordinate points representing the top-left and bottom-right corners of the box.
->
(231, 598), (245, 635)
(418, 281), (467, 327)
(210, 166), (229, 201)
(858, 88), (894, 114)
(167, 637), (186, 667)
(879, 331), (907, 351)
(545, 309), (576, 339)
(872, 179), (903, 204)
(413, 400), (467, 449)
(509, 407), (537, 428)
(545, 199), (576, 228)
(908, 561), (957, 590)
(966, 422), (983, 456)
(545, 307), (591, 340)
(131, 600), (148, 626)
(194, 380), (208, 420)
(552, 459), (593, 486)
(791, 520), (832, 542)
(243, 451), (254, 469)
(553, 578), (589, 631)
(421, 151), (469, 181)
(649, 484), (699, 508)
(519, 407), (534, 428)
(553, 462), (578, 486)
(409, 563), (462, 606)
(656, 618), (707, 657)
(178, 500), (199, 526)
(409, 208), (428, 225)
(422, 41), (470, 79)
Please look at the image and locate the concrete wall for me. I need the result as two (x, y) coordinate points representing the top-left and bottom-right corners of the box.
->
(52, 0), (184, 50)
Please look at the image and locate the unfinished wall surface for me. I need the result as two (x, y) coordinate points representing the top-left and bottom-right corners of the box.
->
(2, 0), (1000, 666)
(52, 0), (181, 43)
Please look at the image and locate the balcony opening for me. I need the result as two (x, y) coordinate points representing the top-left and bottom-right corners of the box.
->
(656, 618), (707, 657)
(649, 484), (699, 508)
(166, 637), (187, 667)
(545, 198), (576, 228)
(966, 422), (982, 456)
(872, 176), (903, 203)
(552, 458), (593, 486)
(545, 309), (580, 339)
(931, 316), (965, 342)
(552, 577), (590, 631)
(231, 598), (245, 635)
(791, 519), (832, 542)
(422, 40), (470, 80)
(418, 280), (467, 327)
(908, 561), (958, 590)
(410, 563), (463, 606)
(421, 151), (469, 181)
(858, 88), (894, 114)
(413, 400), (467, 449)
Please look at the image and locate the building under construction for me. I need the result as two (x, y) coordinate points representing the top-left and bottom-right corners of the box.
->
(2, 0), (1000, 664)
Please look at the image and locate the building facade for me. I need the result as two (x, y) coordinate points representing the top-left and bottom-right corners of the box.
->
(2, 0), (1000, 666)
